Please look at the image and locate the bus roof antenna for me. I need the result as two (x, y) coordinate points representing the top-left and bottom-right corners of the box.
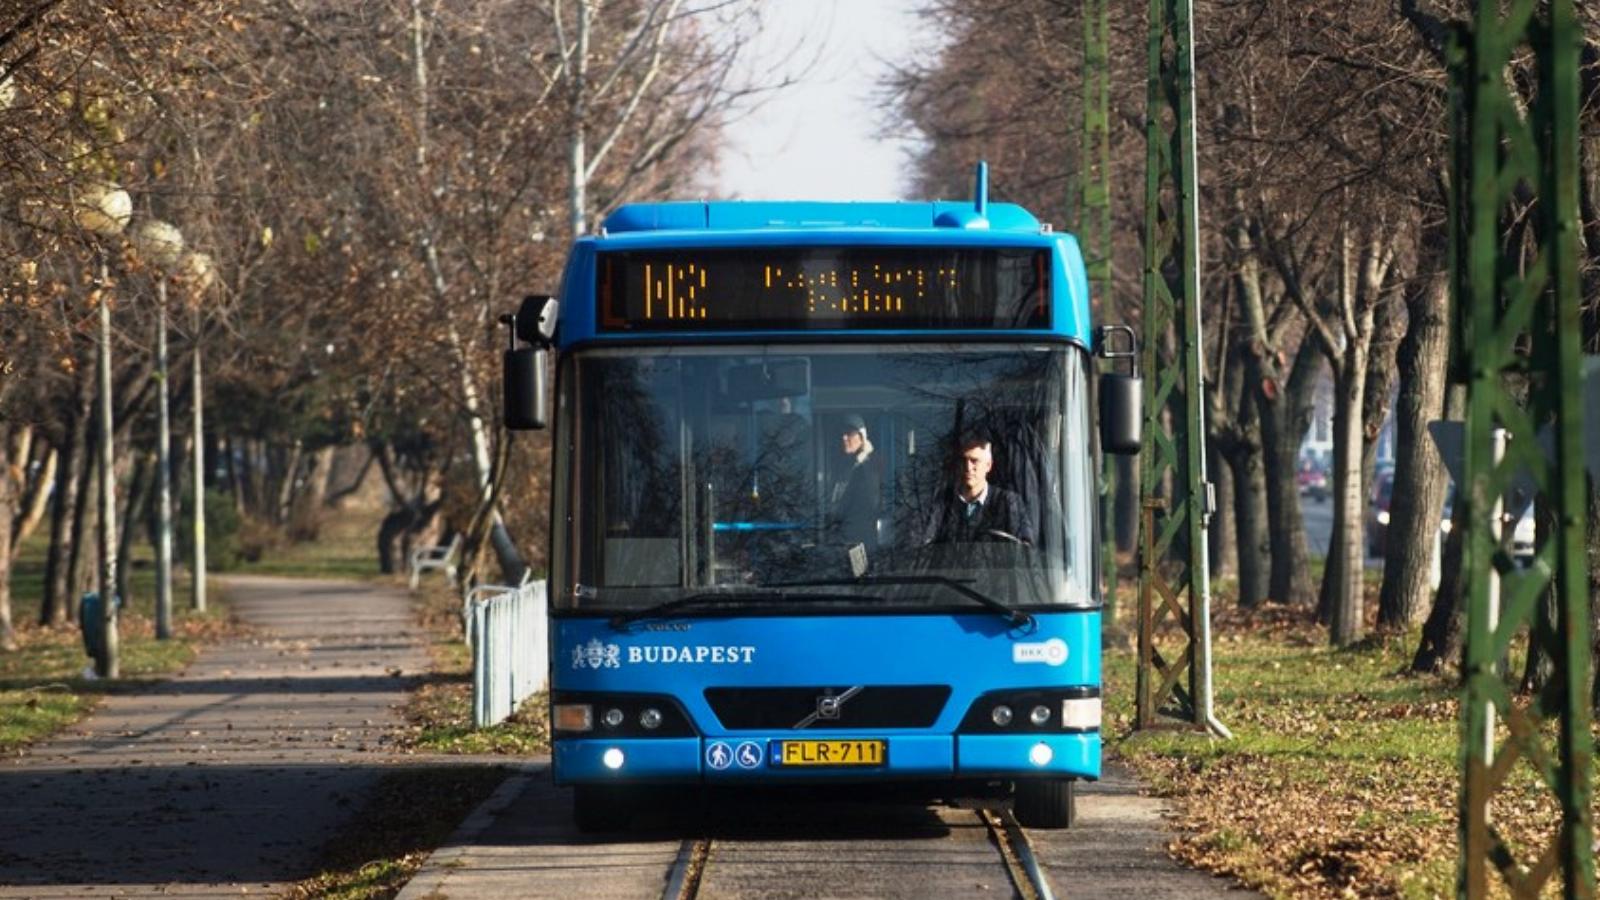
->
(974, 161), (988, 219)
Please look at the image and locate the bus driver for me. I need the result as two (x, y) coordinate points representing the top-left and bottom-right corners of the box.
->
(921, 430), (1036, 545)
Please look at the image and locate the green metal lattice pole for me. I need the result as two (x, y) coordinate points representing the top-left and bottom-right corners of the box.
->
(1455, 0), (1594, 895)
(1080, 0), (1118, 620)
(1134, 0), (1224, 738)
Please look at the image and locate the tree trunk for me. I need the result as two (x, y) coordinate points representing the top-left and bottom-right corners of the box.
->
(1208, 443), (1235, 580)
(1258, 338), (1320, 606)
(1378, 272), (1451, 629)
(290, 445), (338, 538)
(0, 426), (19, 650)
(11, 444), (57, 553)
(68, 418), (100, 613)
(324, 445), (374, 508)
(114, 452), (151, 608)
(1412, 384), (1469, 673)
(1231, 387), (1270, 607)
(43, 404), (87, 625)
(1326, 338), (1371, 646)
(1360, 292), (1405, 495)
(275, 438), (303, 524)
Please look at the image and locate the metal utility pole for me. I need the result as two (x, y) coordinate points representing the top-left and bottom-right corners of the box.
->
(191, 305), (206, 613)
(1079, 0), (1118, 620)
(1453, 0), (1593, 895)
(1134, 0), (1224, 737)
(155, 277), (173, 639)
(95, 258), (119, 678)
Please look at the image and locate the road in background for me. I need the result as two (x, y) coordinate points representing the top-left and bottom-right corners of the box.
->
(1300, 494), (1383, 568)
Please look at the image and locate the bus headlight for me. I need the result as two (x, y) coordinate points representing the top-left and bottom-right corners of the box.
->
(961, 689), (1100, 733)
(1061, 697), (1101, 730)
(602, 708), (625, 728)
(554, 703), (594, 733)
(640, 708), (663, 730)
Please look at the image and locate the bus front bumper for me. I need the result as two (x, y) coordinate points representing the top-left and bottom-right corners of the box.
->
(552, 732), (1099, 784)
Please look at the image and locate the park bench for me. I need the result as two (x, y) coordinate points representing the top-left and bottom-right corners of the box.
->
(408, 533), (462, 590)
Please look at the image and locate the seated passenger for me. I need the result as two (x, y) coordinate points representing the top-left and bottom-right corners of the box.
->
(920, 430), (1036, 545)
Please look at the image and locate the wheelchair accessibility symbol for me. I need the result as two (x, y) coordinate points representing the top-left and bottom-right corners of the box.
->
(735, 741), (763, 770)
(706, 741), (733, 771)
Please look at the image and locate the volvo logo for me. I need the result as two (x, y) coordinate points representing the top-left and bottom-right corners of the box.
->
(795, 686), (863, 729)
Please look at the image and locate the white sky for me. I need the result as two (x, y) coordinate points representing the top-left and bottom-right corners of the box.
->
(713, 0), (929, 202)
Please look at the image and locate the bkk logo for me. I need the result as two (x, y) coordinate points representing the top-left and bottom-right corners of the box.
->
(1012, 637), (1069, 666)
(571, 639), (757, 669)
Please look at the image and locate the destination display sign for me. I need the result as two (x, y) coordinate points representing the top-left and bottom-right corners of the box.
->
(597, 247), (1049, 331)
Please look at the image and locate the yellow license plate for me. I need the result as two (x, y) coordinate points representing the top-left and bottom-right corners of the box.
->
(773, 739), (886, 767)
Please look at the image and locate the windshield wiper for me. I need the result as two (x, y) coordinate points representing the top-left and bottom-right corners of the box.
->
(608, 589), (868, 630)
(765, 576), (1035, 629)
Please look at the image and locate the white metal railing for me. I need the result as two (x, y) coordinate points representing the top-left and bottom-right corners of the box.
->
(466, 576), (547, 728)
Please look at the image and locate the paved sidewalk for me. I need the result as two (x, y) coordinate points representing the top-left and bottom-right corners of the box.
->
(0, 575), (434, 897)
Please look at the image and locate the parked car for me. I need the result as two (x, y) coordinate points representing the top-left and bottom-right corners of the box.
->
(1366, 471), (1453, 559)
(1367, 470), (1396, 557)
(1297, 460), (1328, 503)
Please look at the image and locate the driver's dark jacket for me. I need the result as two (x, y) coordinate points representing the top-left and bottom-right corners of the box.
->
(920, 485), (1036, 545)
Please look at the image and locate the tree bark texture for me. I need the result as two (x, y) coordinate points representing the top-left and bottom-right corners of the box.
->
(11, 443), (56, 553)
(1411, 384), (1468, 673)
(0, 426), (19, 650)
(68, 418), (99, 613)
(1208, 443), (1235, 580)
(42, 404), (87, 624)
(1257, 338), (1320, 606)
(1230, 386), (1271, 607)
(1326, 337), (1371, 646)
(1378, 272), (1451, 629)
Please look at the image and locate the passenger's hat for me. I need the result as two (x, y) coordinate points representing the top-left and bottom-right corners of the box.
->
(842, 414), (867, 434)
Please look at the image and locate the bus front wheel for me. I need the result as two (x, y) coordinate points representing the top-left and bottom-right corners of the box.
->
(572, 784), (634, 833)
(1014, 778), (1077, 829)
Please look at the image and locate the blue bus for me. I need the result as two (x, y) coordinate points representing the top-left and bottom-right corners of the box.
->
(503, 168), (1140, 831)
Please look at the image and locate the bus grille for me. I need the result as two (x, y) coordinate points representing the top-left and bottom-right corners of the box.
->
(704, 686), (951, 730)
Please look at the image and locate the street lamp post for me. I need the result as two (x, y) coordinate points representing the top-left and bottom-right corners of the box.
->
(132, 219), (185, 639)
(77, 181), (132, 678)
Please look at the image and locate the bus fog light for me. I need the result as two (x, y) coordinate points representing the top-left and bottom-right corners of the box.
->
(640, 708), (663, 730)
(554, 703), (593, 732)
(602, 747), (625, 770)
(1028, 742), (1053, 767)
(1061, 697), (1102, 730)
(602, 708), (625, 728)
(991, 705), (1013, 727)
(1029, 705), (1051, 726)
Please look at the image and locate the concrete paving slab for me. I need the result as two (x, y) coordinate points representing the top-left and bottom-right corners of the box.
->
(0, 575), (433, 897)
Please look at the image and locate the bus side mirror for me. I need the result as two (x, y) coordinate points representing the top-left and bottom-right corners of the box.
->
(1096, 325), (1142, 455)
(502, 295), (558, 431)
(504, 346), (547, 431)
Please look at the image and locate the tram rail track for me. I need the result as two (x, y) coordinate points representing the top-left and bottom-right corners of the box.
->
(660, 808), (1056, 900)
(980, 808), (1057, 900)
(663, 838), (712, 900)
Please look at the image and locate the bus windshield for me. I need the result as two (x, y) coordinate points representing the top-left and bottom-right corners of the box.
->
(552, 344), (1096, 613)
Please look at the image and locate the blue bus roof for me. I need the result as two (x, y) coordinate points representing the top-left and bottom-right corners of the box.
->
(601, 200), (1045, 234)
